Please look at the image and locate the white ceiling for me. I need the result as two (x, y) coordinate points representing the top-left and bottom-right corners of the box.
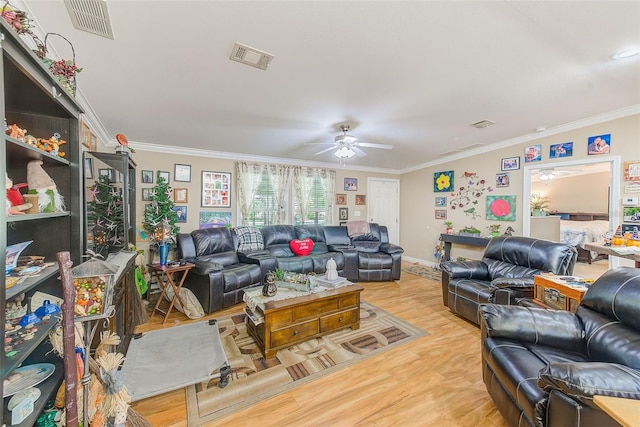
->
(20, 1), (640, 173)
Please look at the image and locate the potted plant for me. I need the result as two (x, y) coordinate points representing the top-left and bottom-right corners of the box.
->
(459, 226), (481, 237)
(530, 194), (550, 217)
(487, 224), (501, 237)
(444, 221), (454, 235)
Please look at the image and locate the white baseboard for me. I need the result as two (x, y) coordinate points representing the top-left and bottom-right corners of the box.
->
(402, 256), (437, 268)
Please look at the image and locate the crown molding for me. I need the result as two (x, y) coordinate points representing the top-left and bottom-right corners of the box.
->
(399, 104), (640, 174)
(128, 141), (401, 175)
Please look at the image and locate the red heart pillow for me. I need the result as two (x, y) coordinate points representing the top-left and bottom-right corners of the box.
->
(290, 238), (314, 256)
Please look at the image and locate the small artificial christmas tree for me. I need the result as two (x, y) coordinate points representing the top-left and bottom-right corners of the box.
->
(87, 174), (124, 255)
(142, 174), (180, 244)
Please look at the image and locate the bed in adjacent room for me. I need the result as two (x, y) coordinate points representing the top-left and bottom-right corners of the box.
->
(558, 213), (610, 263)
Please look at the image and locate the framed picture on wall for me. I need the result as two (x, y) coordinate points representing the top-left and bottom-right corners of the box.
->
(141, 170), (153, 183)
(175, 164), (192, 182)
(339, 207), (348, 220)
(344, 178), (358, 191)
(141, 188), (154, 201)
(98, 168), (114, 182)
(84, 156), (93, 179)
(496, 173), (510, 187)
(355, 194), (366, 205)
(336, 193), (346, 205)
(173, 206), (187, 223)
(158, 171), (170, 183)
(587, 134), (611, 155)
(435, 209), (447, 220)
(435, 196), (446, 207)
(174, 188), (188, 203)
(501, 157), (520, 171)
(201, 171), (231, 207)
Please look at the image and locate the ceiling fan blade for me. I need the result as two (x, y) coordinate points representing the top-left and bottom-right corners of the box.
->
(314, 146), (337, 155)
(357, 142), (393, 150)
(352, 146), (367, 157)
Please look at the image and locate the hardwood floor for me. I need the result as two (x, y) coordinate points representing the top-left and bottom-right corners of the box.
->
(130, 265), (507, 426)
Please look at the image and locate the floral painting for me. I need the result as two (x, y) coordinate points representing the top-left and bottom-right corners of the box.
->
(486, 195), (517, 222)
(434, 170), (454, 192)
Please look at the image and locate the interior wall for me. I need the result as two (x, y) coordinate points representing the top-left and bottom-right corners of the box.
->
(531, 171), (610, 214)
(121, 151), (397, 255)
(400, 113), (640, 264)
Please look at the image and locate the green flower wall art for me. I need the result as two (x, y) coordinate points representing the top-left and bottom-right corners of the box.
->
(434, 170), (454, 192)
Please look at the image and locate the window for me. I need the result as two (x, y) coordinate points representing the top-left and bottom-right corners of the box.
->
(247, 173), (280, 227)
(293, 176), (328, 225)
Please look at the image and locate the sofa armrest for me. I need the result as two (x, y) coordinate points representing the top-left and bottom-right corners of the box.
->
(441, 260), (490, 280)
(192, 259), (224, 275)
(538, 362), (640, 407)
(237, 251), (277, 281)
(480, 304), (585, 350)
(490, 277), (535, 289)
(379, 243), (404, 255)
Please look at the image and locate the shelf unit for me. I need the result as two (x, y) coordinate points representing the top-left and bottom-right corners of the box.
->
(1, 19), (84, 426)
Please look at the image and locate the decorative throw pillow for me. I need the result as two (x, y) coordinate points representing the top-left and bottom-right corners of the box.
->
(234, 226), (264, 252)
(290, 238), (314, 256)
(164, 286), (204, 319)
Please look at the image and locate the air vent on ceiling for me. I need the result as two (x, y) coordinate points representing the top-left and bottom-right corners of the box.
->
(470, 119), (495, 129)
(230, 43), (274, 70)
(64, 0), (114, 39)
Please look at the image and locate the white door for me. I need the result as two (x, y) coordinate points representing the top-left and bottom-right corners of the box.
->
(368, 178), (400, 244)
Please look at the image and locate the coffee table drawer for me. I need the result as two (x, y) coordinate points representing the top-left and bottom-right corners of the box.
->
(271, 319), (319, 347)
(320, 307), (359, 332)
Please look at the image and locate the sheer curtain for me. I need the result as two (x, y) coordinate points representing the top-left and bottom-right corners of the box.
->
(318, 168), (336, 225)
(293, 166), (336, 225)
(235, 162), (267, 226)
(266, 164), (292, 224)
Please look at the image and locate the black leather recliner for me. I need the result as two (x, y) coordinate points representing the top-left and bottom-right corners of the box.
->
(441, 236), (577, 325)
(177, 228), (262, 313)
(350, 223), (403, 281)
(480, 267), (640, 427)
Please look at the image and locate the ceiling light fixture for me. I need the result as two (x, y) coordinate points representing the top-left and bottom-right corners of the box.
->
(539, 171), (555, 181)
(611, 48), (640, 60)
(334, 146), (356, 159)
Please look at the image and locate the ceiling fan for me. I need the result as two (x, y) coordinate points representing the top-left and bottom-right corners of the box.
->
(535, 168), (577, 180)
(307, 124), (393, 158)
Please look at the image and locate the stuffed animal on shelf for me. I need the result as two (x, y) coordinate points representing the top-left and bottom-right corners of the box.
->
(37, 133), (67, 157)
(6, 123), (26, 141)
(6, 173), (32, 215)
(26, 160), (65, 213)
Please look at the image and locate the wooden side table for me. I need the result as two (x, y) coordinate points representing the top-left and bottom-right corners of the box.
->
(147, 262), (195, 324)
(594, 395), (640, 427)
(532, 274), (588, 312)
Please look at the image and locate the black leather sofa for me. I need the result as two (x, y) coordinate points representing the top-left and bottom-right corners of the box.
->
(480, 267), (640, 427)
(441, 236), (577, 325)
(177, 227), (262, 313)
(177, 222), (403, 313)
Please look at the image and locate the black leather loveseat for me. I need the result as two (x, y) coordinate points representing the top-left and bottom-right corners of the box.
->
(441, 236), (577, 325)
(480, 267), (640, 427)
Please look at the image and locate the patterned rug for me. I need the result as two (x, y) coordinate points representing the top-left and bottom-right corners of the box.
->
(402, 263), (443, 282)
(186, 301), (426, 426)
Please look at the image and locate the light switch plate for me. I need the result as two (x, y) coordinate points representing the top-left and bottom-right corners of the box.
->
(354, 211), (361, 217)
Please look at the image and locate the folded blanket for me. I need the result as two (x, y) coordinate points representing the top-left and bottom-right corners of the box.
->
(347, 220), (370, 237)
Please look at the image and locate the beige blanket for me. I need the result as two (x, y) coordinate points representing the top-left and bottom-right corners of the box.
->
(347, 220), (370, 237)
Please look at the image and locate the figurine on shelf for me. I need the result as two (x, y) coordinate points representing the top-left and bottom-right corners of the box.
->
(612, 225), (625, 246)
(27, 160), (65, 213)
(6, 173), (32, 215)
(115, 133), (135, 154)
(37, 132), (67, 157)
(6, 123), (26, 141)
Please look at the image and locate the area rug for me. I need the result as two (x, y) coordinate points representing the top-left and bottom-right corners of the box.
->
(186, 301), (427, 426)
(402, 263), (442, 282)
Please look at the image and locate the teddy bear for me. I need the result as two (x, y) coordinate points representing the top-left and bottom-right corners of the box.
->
(6, 123), (26, 141)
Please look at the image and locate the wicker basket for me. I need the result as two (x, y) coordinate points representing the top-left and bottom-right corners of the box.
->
(33, 32), (81, 97)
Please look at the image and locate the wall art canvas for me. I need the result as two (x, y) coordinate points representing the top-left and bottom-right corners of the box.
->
(496, 173), (509, 187)
(435, 209), (447, 219)
(435, 197), (447, 207)
(344, 178), (358, 191)
(434, 170), (454, 192)
(336, 194), (346, 205)
(501, 157), (520, 171)
(587, 134), (611, 155)
(486, 195), (517, 221)
(549, 142), (573, 158)
(199, 211), (232, 228)
(524, 145), (542, 163)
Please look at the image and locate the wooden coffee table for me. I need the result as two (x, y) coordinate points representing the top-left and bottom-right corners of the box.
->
(245, 284), (363, 358)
